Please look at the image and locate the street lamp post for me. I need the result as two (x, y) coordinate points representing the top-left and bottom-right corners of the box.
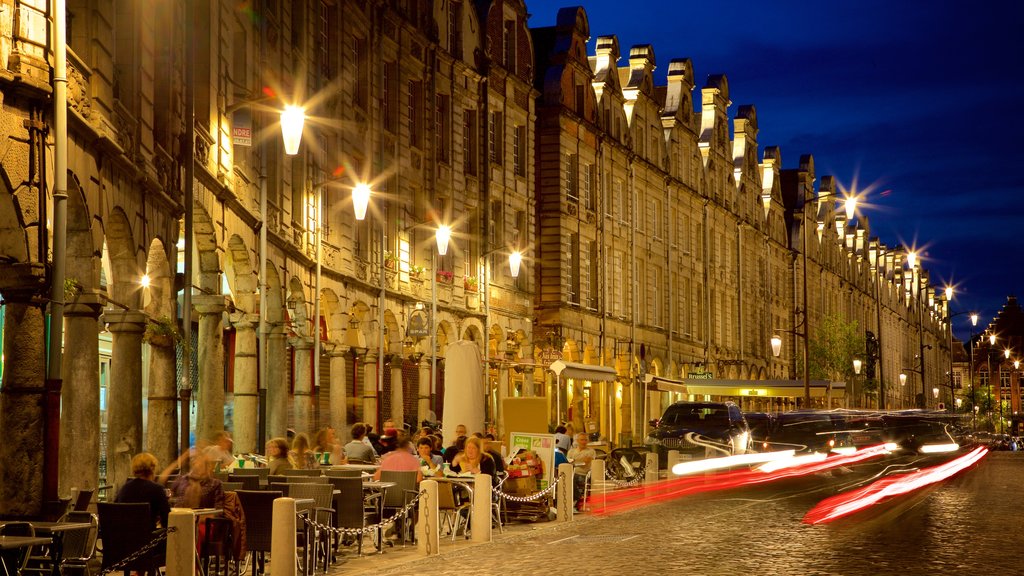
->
(481, 247), (523, 427)
(852, 358), (863, 408)
(899, 372), (908, 408)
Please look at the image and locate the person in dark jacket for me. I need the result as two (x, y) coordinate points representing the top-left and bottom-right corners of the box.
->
(116, 452), (171, 529)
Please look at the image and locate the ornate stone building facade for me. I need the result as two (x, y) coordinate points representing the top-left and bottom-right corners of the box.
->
(0, 1), (952, 515)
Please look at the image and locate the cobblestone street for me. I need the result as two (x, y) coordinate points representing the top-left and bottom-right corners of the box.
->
(326, 452), (1024, 575)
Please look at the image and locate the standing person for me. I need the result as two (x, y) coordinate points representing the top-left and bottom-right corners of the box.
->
(290, 433), (318, 469)
(344, 423), (377, 462)
(116, 453), (171, 529)
(265, 438), (294, 475)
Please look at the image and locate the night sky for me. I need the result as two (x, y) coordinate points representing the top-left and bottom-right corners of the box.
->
(527, 1), (1024, 340)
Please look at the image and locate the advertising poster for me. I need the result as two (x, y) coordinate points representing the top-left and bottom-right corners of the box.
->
(509, 432), (556, 489)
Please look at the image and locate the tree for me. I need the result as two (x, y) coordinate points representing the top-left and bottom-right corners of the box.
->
(805, 314), (866, 406)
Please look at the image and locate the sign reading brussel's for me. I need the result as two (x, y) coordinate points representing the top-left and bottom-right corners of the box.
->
(687, 371), (713, 380)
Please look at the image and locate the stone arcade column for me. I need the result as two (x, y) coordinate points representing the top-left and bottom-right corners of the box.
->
(0, 264), (47, 516)
(193, 295), (227, 443)
(266, 322), (288, 439)
(101, 308), (147, 494)
(496, 365), (510, 439)
(146, 319), (180, 469)
(418, 358), (431, 426)
(59, 293), (103, 497)
(363, 351), (379, 431)
(390, 358), (404, 427)
(230, 312), (259, 454)
(290, 335), (313, 435)
(328, 346), (349, 434)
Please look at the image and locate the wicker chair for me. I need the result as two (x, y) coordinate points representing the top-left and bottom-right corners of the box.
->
(330, 477), (374, 556)
(235, 490), (281, 576)
(282, 469), (322, 477)
(324, 469), (361, 478)
(378, 471), (419, 546)
(288, 484), (335, 571)
(96, 503), (165, 576)
(227, 474), (261, 491)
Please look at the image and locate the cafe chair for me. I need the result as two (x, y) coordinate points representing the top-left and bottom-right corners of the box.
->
(227, 474), (261, 491)
(330, 477), (374, 556)
(282, 469), (321, 477)
(96, 503), (165, 576)
(59, 511), (98, 576)
(324, 470), (361, 478)
(288, 483), (335, 571)
(436, 482), (472, 542)
(200, 517), (236, 576)
(71, 489), (95, 512)
(378, 471), (419, 546)
(235, 490), (281, 576)
(0, 522), (37, 576)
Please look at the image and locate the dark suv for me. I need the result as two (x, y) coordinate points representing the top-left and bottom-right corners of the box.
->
(645, 401), (751, 466)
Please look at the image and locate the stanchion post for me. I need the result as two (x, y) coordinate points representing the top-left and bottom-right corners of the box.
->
(166, 509), (195, 576)
(471, 474), (492, 543)
(644, 452), (659, 485)
(557, 463), (574, 522)
(667, 450), (681, 476)
(417, 480), (439, 556)
(271, 497), (297, 576)
(590, 459), (607, 508)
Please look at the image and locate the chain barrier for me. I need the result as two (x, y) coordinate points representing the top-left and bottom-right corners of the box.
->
(301, 490), (425, 537)
(493, 473), (562, 502)
(603, 466), (646, 487)
(99, 527), (176, 576)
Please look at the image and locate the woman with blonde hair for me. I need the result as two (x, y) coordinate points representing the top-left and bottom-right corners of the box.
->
(451, 436), (497, 479)
(290, 433), (318, 469)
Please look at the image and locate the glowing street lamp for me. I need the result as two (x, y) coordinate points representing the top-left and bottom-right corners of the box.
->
(140, 274), (151, 288)
(352, 183), (371, 221)
(899, 373), (907, 386)
(853, 358), (862, 375)
(280, 105), (306, 155)
(509, 250), (522, 279)
(435, 225), (451, 256)
(770, 335), (782, 358)
(843, 196), (857, 220)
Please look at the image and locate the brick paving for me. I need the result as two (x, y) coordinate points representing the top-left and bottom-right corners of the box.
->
(318, 452), (1024, 576)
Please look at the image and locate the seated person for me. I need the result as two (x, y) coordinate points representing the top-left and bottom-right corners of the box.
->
(374, 435), (422, 482)
(314, 427), (347, 466)
(344, 423), (377, 462)
(116, 452), (171, 529)
(168, 451), (226, 510)
(451, 437), (496, 480)
(443, 435), (467, 465)
(553, 445), (569, 470)
(289, 433), (319, 469)
(204, 431), (236, 472)
(417, 437), (444, 477)
(553, 425), (572, 454)
(265, 437), (293, 475)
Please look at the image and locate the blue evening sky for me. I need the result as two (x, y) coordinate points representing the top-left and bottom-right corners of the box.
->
(527, 1), (1024, 340)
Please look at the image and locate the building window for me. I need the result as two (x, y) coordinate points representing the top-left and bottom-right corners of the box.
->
(568, 233), (580, 305)
(408, 81), (423, 147)
(448, 2), (462, 56)
(352, 36), (368, 109)
(582, 164), (595, 212)
(574, 83), (585, 116)
(564, 153), (579, 204)
(953, 371), (962, 389)
(503, 19), (516, 73)
(513, 125), (525, 176)
(1000, 368), (1010, 390)
(588, 241), (599, 310)
(463, 109), (477, 175)
(489, 111), (503, 165)
(979, 368), (989, 387)
(436, 94), (451, 162)
(616, 179), (628, 224)
(383, 61), (398, 132)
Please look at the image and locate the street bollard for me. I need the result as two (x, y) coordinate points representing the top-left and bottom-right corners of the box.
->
(270, 497), (297, 576)
(417, 480), (440, 556)
(667, 450), (681, 476)
(557, 463), (574, 522)
(166, 508), (194, 576)
(590, 459), (607, 508)
(645, 452), (659, 485)
(471, 473), (492, 543)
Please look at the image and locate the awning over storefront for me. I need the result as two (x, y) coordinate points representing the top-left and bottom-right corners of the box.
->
(675, 378), (844, 399)
(643, 374), (843, 398)
(549, 360), (618, 382)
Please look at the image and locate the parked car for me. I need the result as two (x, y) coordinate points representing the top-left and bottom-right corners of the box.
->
(645, 401), (751, 466)
(763, 411), (852, 453)
(743, 412), (776, 451)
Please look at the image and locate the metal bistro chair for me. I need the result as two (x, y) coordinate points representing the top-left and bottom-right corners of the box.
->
(235, 490), (281, 576)
(378, 470), (419, 546)
(96, 503), (165, 576)
(0, 522), (37, 576)
(436, 482), (472, 542)
(282, 469), (322, 477)
(329, 477), (374, 556)
(220, 482), (244, 493)
(59, 511), (98, 576)
(71, 489), (95, 512)
(287, 483), (335, 572)
(228, 474), (261, 491)
(324, 469), (362, 478)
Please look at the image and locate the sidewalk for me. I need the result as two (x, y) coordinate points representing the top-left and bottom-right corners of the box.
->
(323, 510), (598, 575)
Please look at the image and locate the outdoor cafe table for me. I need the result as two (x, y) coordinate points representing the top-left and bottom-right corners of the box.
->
(26, 522), (91, 576)
(361, 481), (395, 553)
(330, 464), (379, 473)
(0, 535), (52, 576)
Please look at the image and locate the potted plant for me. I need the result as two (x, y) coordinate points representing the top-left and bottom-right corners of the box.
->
(464, 275), (479, 292)
(409, 264), (425, 279)
(64, 277), (83, 300)
(436, 270), (454, 284)
(384, 250), (399, 270)
(144, 315), (180, 348)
